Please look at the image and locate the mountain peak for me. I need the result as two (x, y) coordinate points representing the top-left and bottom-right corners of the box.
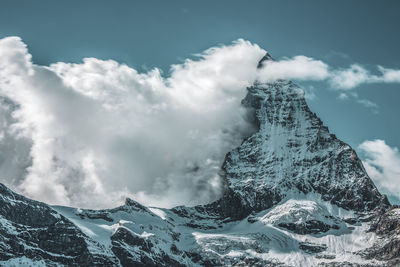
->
(123, 197), (149, 212)
(208, 80), (389, 220)
(257, 52), (274, 68)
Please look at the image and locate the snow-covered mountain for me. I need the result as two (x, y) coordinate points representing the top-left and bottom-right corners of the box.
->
(0, 55), (399, 266)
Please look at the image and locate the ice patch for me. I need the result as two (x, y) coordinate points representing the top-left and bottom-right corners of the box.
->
(149, 207), (167, 220)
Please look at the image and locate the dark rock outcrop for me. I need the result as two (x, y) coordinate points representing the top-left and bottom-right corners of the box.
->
(278, 220), (339, 235)
(364, 207), (400, 264)
(0, 184), (118, 266)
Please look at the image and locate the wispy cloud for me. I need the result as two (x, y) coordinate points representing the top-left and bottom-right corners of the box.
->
(356, 98), (378, 109)
(329, 64), (371, 89)
(257, 55), (400, 90)
(330, 65), (400, 90)
(336, 91), (379, 113)
(257, 56), (400, 111)
(378, 66), (400, 83)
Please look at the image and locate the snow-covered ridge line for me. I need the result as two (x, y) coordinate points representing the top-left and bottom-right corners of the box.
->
(1, 181), (397, 266)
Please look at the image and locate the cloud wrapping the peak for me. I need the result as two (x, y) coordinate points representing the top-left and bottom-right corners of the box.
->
(0, 37), (265, 208)
(258, 55), (329, 82)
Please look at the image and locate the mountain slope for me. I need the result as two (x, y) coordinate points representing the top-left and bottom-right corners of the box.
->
(0, 56), (399, 266)
(0, 183), (118, 266)
(1, 183), (397, 266)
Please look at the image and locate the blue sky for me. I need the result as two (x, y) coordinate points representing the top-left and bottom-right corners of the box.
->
(0, 0), (399, 204)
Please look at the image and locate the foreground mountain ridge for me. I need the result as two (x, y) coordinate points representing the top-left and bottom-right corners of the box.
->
(0, 55), (399, 266)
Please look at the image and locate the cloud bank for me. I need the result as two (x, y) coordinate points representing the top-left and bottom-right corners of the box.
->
(0, 36), (399, 208)
(359, 140), (400, 203)
(0, 37), (265, 208)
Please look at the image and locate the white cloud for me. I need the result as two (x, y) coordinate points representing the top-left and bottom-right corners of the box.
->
(329, 64), (371, 90)
(359, 139), (400, 202)
(0, 37), (265, 208)
(0, 36), (33, 79)
(378, 66), (400, 83)
(329, 64), (400, 90)
(257, 55), (329, 82)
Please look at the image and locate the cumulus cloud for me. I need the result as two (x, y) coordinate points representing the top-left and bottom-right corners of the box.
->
(359, 140), (400, 203)
(0, 37), (266, 208)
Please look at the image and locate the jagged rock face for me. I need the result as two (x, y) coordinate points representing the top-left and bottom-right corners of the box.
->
(0, 184), (118, 266)
(364, 207), (400, 265)
(371, 207), (400, 236)
(212, 80), (389, 220)
(110, 227), (185, 267)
